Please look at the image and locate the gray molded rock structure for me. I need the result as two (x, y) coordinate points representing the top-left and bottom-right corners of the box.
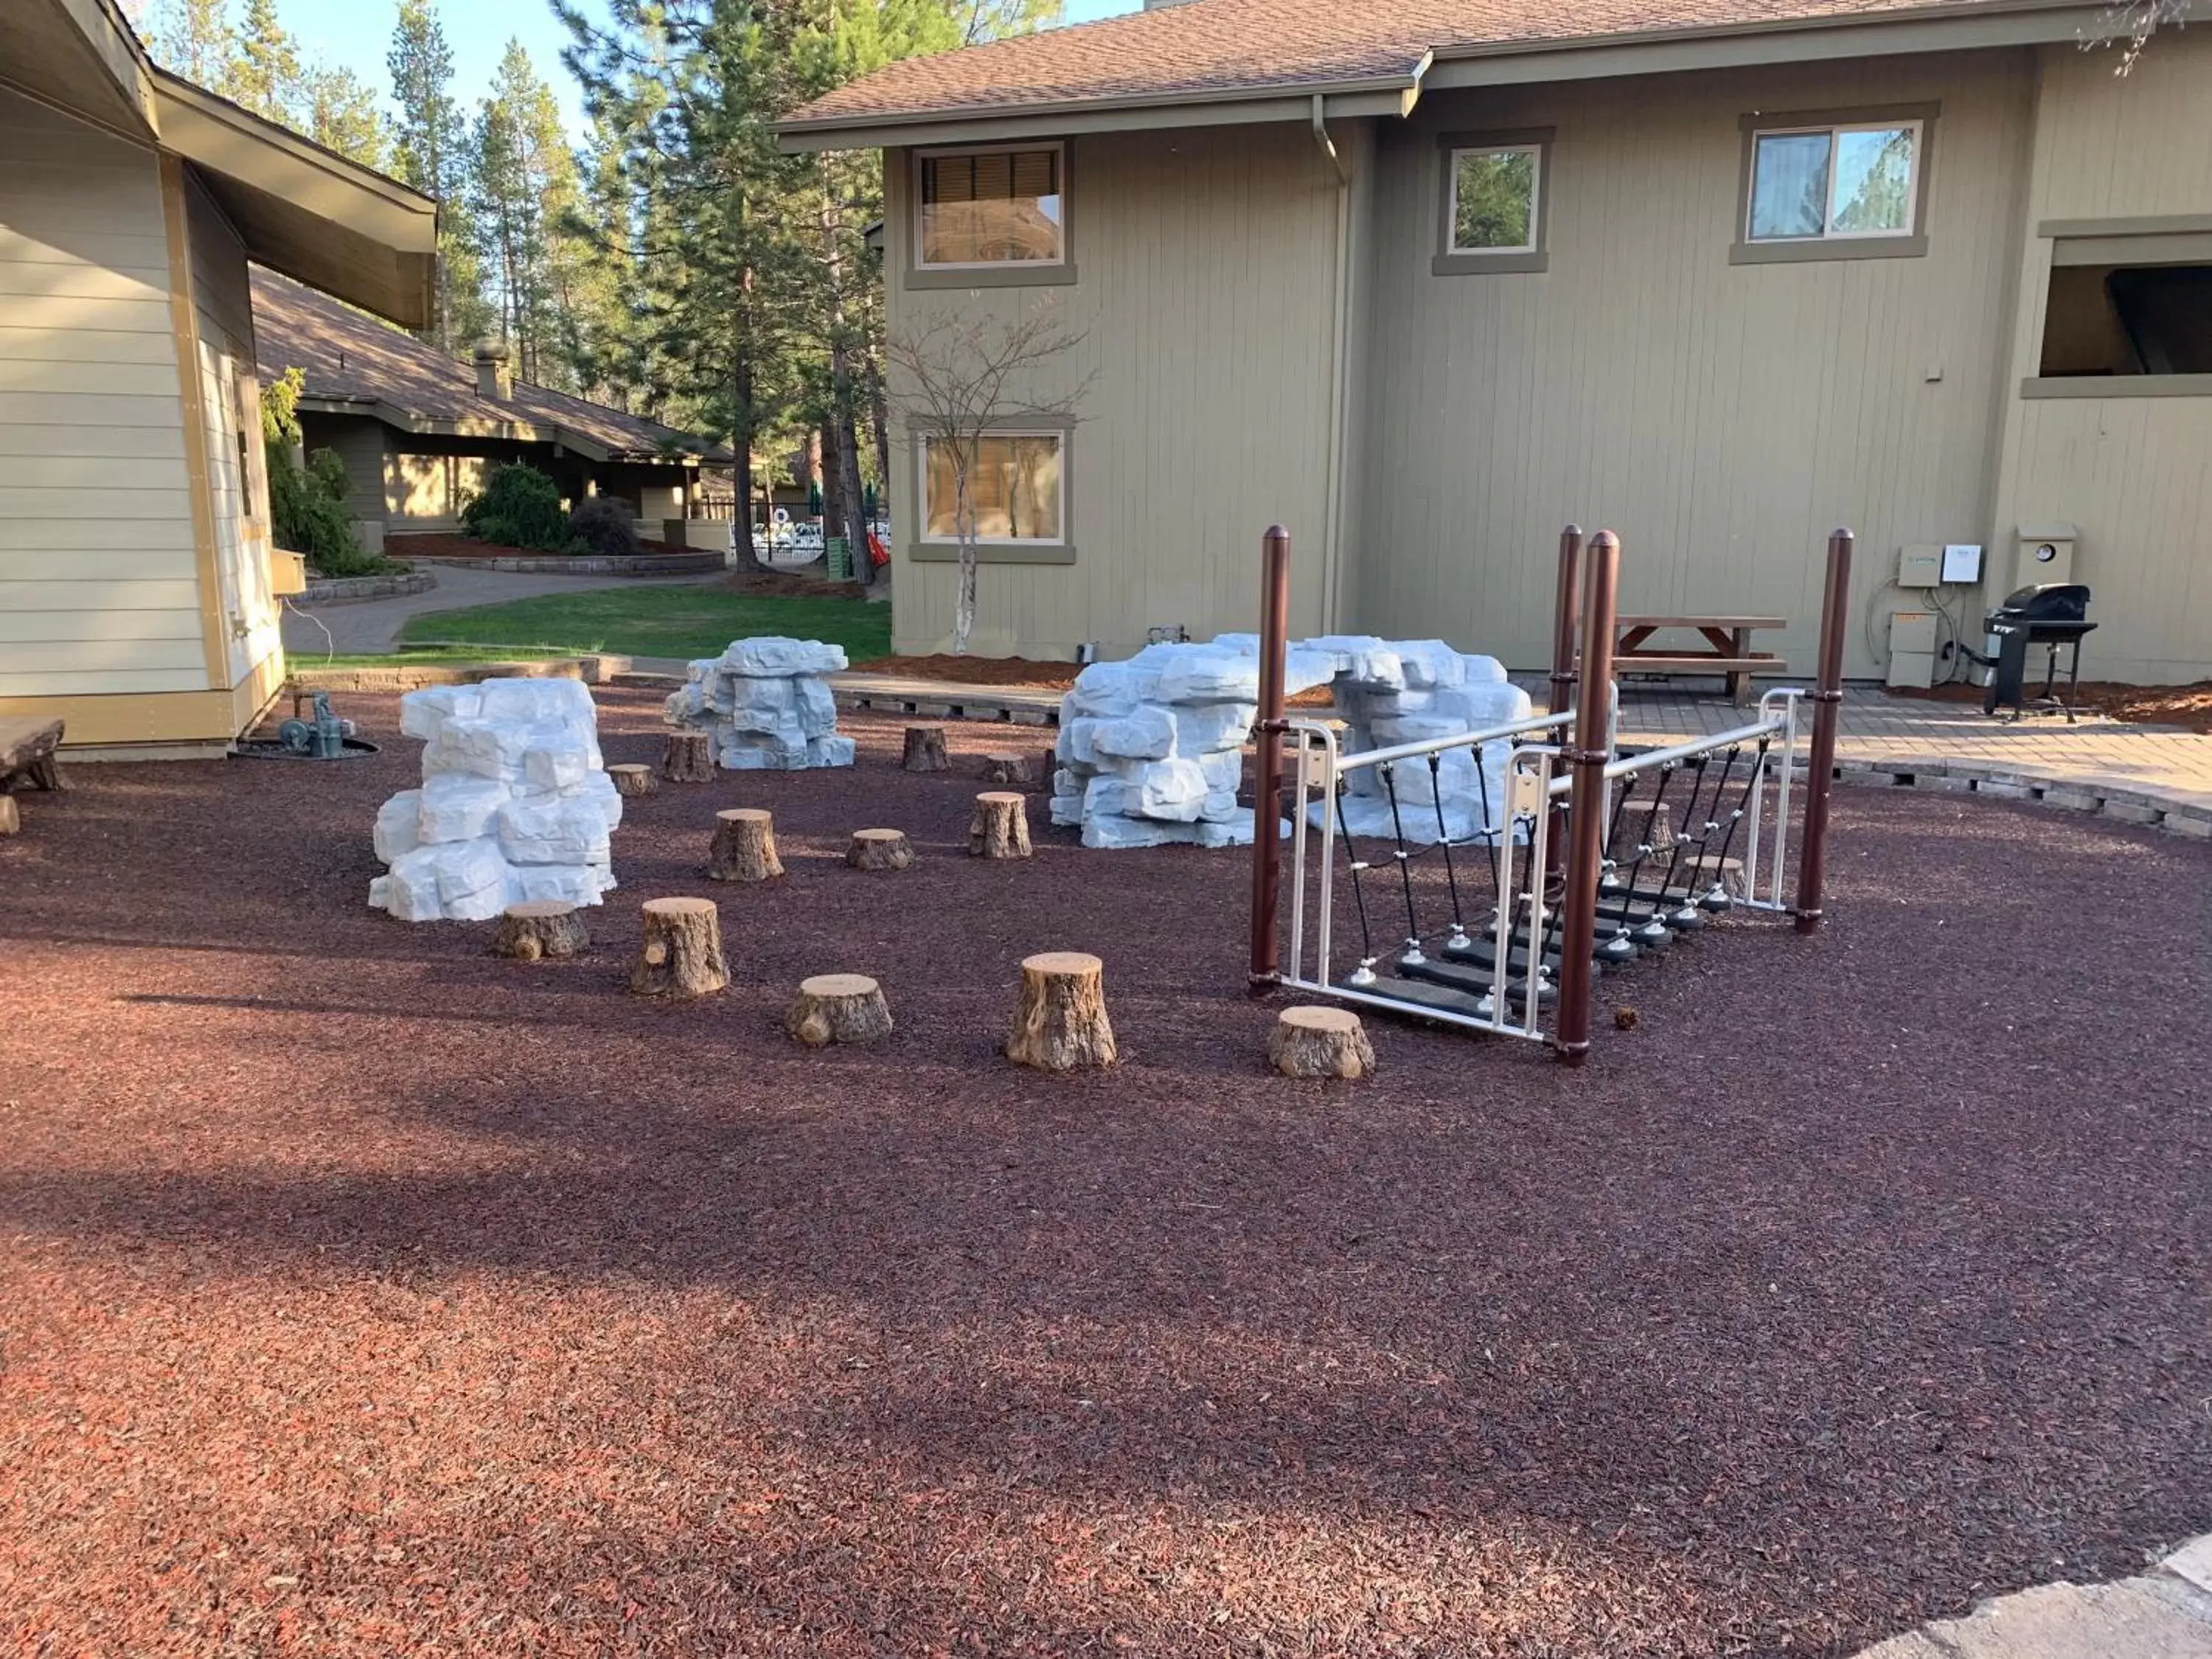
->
(1049, 634), (1533, 851)
(369, 677), (621, 922)
(661, 636), (856, 771)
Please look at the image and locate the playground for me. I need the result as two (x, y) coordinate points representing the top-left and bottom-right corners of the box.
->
(3, 686), (2208, 1655)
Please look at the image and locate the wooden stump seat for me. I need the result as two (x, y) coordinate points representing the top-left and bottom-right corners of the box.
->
(490, 900), (590, 961)
(786, 974), (894, 1047)
(608, 763), (658, 798)
(708, 808), (785, 883)
(1268, 1004), (1375, 1079)
(1006, 951), (1117, 1072)
(661, 730), (715, 782)
(902, 726), (949, 773)
(847, 828), (915, 872)
(969, 792), (1032, 860)
(629, 896), (727, 996)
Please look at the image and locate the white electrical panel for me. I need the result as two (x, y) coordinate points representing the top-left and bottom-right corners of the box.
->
(1941, 543), (1984, 584)
(1886, 611), (1939, 689)
(1898, 544), (1944, 588)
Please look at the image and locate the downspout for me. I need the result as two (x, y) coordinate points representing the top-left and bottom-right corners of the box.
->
(1312, 94), (1351, 635)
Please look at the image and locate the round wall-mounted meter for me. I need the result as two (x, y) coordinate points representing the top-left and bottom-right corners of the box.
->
(2034, 543), (2059, 563)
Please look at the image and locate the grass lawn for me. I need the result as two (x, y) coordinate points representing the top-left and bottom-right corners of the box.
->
(392, 587), (892, 663)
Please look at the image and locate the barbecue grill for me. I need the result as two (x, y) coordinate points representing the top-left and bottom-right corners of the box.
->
(1982, 582), (2095, 720)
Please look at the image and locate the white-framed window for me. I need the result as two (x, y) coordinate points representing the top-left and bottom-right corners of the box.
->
(915, 145), (1065, 268)
(919, 431), (1065, 543)
(1747, 121), (1921, 243)
(1447, 144), (1542, 254)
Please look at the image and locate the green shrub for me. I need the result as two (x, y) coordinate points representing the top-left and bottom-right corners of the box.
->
(461, 462), (576, 552)
(567, 495), (641, 557)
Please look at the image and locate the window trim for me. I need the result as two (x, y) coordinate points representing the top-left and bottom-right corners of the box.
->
(907, 141), (1077, 290)
(1731, 103), (1937, 266)
(907, 425), (1077, 566)
(1433, 128), (1554, 276)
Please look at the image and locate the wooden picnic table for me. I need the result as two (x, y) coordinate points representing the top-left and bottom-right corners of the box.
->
(1613, 613), (1787, 705)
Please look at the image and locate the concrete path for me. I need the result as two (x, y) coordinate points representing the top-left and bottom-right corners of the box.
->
(1854, 1534), (2212, 1658)
(280, 563), (718, 657)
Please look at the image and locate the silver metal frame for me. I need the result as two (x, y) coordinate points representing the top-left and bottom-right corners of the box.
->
(1280, 708), (1571, 1043)
(1273, 686), (1810, 1041)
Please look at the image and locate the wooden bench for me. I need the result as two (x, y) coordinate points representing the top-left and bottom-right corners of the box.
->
(0, 717), (64, 793)
(1613, 614), (1787, 705)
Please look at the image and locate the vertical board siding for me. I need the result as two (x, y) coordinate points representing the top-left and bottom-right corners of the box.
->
(0, 85), (204, 701)
(1353, 52), (2034, 677)
(300, 411), (392, 523)
(884, 125), (1341, 658)
(1985, 35), (2212, 683)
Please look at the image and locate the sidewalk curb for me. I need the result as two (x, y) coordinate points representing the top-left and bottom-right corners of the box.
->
(1854, 1533), (2212, 1657)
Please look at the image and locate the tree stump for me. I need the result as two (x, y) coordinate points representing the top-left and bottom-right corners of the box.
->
(846, 828), (915, 872)
(608, 763), (658, 798)
(1006, 951), (1117, 1072)
(785, 973), (894, 1047)
(0, 797), (17, 837)
(980, 751), (1033, 787)
(708, 807), (785, 883)
(1607, 800), (1674, 863)
(1267, 1004), (1375, 1080)
(629, 896), (727, 996)
(902, 726), (949, 773)
(490, 899), (590, 961)
(969, 791), (1032, 860)
(661, 730), (715, 783)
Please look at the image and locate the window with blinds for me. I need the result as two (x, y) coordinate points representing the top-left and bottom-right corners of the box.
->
(922, 434), (1064, 541)
(917, 146), (1065, 267)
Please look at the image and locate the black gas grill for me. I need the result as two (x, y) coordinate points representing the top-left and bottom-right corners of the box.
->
(1982, 582), (2095, 720)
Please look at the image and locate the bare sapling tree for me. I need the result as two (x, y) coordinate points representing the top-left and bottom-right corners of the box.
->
(885, 305), (1091, 655)
(2083, 0), (2185, 72)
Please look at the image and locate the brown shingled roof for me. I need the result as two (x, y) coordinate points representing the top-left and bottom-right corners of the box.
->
(250, 268), (731, 463)
(788, 0), (2004, 127)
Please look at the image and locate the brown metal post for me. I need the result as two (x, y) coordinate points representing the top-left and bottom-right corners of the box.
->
(1548, 524), (1585, 720)
(1248, 525), (1293, 992)
(1794, 528), (1853, 935)
(1545, 525), (1585, 872)
(1554, 529), (1620, 1066)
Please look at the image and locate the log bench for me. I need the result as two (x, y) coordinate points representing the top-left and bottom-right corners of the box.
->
(0, 717), (64, 793)
(1613, 615), (1787, 705)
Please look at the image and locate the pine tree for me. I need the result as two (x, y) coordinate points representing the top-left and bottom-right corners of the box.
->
(141, 0), (234, 88)
(469, 42), (586, 387)
(227, 0), (302, 120)
(302, 65), (389, 170)
(388, 0), (489, 353)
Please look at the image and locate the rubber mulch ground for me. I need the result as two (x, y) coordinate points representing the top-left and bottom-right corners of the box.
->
(1, 688), (2206, 1658)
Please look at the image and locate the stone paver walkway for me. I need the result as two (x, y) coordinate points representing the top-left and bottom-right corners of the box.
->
(280, 563), (720, 657)
(1603, 683), (2212, 806)
(1855, 1534), (2212, 1658)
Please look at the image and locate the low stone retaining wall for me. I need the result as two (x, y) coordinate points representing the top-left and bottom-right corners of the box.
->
(287, 658), (594, 695)
(406, 551), (726, 576)
(299, 571), (437, 605)
(1827, 754), (2212, 842)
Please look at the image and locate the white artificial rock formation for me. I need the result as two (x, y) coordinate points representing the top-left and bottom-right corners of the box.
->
(1051, 635), (1533, 850)
(661, 636), (855, 770)
(369, 677), (621, 922)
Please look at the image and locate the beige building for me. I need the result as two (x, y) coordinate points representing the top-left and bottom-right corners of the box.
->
(785, 0), (2212, 684)
(252, 269), (731, 546)
(0, 0), (434, 755)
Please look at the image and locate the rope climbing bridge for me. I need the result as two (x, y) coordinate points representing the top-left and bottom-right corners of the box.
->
(1249, 524), (1854, 1064)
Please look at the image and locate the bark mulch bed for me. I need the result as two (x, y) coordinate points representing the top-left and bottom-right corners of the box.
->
(1891, 678), (2212, 734)
(2, 689), (2207, 1657)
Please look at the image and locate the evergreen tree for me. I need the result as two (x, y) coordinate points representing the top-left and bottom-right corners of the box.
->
(141, 0), (234, 88)
(302, 65), (389, 170)
(388, 0), (490, 353)
(227, 0), (301, 120)
(469, 42), (585, 387)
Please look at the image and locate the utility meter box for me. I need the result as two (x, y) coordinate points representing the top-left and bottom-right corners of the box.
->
(1897, 544), (1944, 588)
(1886, 610), (1940, 689)
(2014, 521), (2076, 590)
